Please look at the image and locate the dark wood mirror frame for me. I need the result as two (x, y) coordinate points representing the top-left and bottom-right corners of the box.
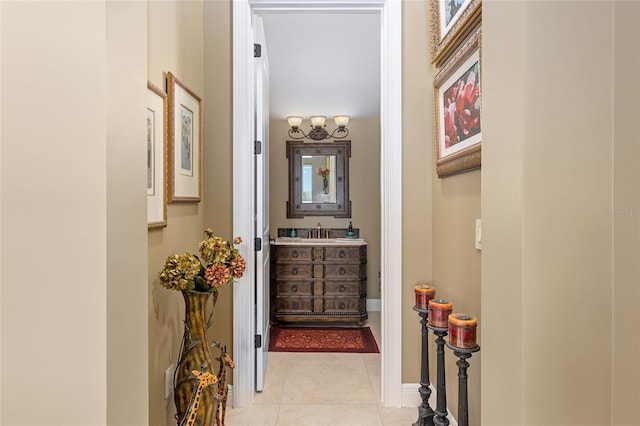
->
(286, 140), (352, 218)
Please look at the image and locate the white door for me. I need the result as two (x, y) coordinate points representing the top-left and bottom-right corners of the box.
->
(253, 15), (270, 392)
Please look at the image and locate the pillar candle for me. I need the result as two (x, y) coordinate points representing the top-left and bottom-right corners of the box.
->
(428, 299), (452, 328)
(414, 284), (435, 310)
(448, 313), (477, 349)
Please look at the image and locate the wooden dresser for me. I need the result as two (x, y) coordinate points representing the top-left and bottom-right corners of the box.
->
(270, 240), (367, 324)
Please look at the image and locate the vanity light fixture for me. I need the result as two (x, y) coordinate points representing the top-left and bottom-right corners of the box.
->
(287, 115), (350, 141)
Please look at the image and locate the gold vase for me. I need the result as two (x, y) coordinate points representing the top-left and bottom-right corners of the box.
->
(174, 289), (218, 425)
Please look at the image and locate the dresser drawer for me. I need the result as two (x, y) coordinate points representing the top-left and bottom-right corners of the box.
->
(274, 246), (313, 261)
(324, 246), (365, 262)
(324, 297), (360, 313)
(274, 263), (313, 278)
(324, 264), (364, 279)
(275, 297), (313, 312)
(324, 281), (360, 296)
(276, 281), (312, 296)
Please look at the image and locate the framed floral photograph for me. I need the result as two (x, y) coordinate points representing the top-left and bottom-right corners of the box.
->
(429, 0), (481, 66)
(167, 71), (202, 203)
(434, 26), (481, 177)
(147, 81), (168, 228)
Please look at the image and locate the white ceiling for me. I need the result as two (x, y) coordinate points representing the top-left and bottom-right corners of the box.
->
(260, 12), (381, 120)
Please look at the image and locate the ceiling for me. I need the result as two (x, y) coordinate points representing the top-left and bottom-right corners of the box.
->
(260, 12), (381, 121)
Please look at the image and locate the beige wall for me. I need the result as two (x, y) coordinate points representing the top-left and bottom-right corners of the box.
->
(1, 1), (148, 425)
(432, 169), (481, 419)
(106, 2), (149, 425)
(482, 1), (525, 422)
(269, 117), (382, 299)
(203, 0), (235, 386)
(483, 1), (640, 424)
(147, 2), (236, 424)
(147, 2), (209, 425)
(402, 0), (434, 386)
(612, 2), (640, 423)
(403, 1), (482, 422)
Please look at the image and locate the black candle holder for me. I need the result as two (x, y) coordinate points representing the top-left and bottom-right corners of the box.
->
(426, 324), (449, 426)
(412, 306), (435, 426)
(445, 342), (480, 426)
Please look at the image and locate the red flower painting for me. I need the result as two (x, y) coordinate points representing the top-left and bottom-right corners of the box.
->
(442, 61), (481, 149)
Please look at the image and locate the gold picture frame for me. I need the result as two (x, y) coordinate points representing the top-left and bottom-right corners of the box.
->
(434, 26), (481, 178)
(147, 81), (168, 228)
(166, 71), (202, 203)
(429, 0), (481, 66)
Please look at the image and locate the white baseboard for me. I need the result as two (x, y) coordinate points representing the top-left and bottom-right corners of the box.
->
(402, 383), (458, 426)
(367, 298), (381, 311)
(401, 382), (422, 407)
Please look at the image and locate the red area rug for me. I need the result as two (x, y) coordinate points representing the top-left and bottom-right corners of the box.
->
(269, 326), (379, 353)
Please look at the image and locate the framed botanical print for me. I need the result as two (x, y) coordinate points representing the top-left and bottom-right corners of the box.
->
(434, 26), (481, 177)
(147, 81), (168, 228)
(429, 0), (481, 66)
(166, 71), (202, 203)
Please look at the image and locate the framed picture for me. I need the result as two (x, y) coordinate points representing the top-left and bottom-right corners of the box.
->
(434, 26), (481, 177)
(166, 71), (202, 202)
(429, 0), (481, 66)
(147, 81), (168, 228)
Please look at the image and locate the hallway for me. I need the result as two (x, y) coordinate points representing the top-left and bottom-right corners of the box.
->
(225, 312), (417, 425)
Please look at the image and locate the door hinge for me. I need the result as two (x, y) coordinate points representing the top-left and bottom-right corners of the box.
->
(254, 140), (262, 155)
(255, 237), (262, 252)
(254, 43), (262, 58)
(254, 334), (262, 349)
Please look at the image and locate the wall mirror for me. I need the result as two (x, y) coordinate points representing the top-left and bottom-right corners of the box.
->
(286, 140), (351, 218)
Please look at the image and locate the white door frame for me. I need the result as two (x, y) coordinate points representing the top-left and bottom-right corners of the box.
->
(232, 0), (403, 407)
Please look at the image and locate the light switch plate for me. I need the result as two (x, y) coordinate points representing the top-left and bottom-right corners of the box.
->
(475, 219), (482, 250)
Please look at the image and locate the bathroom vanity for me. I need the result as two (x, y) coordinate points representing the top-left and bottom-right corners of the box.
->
(270, 237), (367, 324)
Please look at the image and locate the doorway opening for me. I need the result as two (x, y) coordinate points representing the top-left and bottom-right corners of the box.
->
(232, 0), (403, 408)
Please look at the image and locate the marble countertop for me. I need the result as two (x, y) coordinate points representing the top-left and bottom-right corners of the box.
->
(272, 237), (367, 246)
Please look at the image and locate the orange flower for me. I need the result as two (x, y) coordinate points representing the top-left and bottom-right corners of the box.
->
(230, 257), (246, 279)
(205, 264), (231, 288)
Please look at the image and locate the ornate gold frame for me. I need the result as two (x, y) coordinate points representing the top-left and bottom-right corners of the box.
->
(147, 81), (168, 229)
(167, 71), (203, 203)
(429, 0), (481, 66)
(434, 26), (481, 178)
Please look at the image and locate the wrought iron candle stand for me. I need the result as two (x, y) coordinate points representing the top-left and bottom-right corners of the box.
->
(445, 342), (480, 426)
(426, 324), (449, 426)
(412, 306), (435, 426)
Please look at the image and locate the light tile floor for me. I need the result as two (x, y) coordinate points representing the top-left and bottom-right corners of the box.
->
(225, 312), (419, 426)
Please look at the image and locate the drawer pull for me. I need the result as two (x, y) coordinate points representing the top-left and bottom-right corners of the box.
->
(291, 285), (298, 292)
(339, 250), (346, 258)
(339, 302), (346, 310)
(339, 285), (346, 292)
(292, 250), (299, 258)
(339, 267), (346, 275)
(293, 301), (299, 309)
(291, 267), (298, 275)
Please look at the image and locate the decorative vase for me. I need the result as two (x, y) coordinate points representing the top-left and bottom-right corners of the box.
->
(174, 289), (219, 426)
(322, 177), (329, 194)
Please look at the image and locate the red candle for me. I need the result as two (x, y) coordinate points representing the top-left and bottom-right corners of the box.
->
(448, 313), (477, 349)
(414, 284), (435, 310)
(428, 299), (452, 328)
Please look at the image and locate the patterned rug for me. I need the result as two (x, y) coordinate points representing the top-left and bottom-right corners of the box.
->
(268, 326), (380, 353)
